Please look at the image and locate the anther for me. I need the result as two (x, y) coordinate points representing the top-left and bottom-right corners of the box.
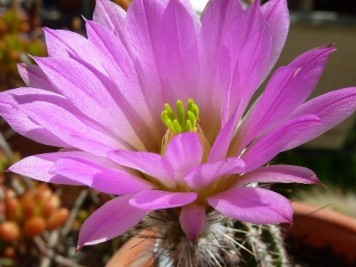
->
(161, 99), (200, 134)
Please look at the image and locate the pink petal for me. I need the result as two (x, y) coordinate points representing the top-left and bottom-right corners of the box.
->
(85, 20), (142, 97)
(261, 0), (289, 73)
(287, 87), (356, 150)
(0, 88), (70, 147)
(17, 64), (53, 90)
(241, 115), (321, 171)
(9, 152), (92, 185)
(0, 88), (68, 147)
(108, 150), (176, 188)
(154, 0), (200, 105)
(201, 0), (263, 80)
(93, 0), (126, 40)
(124, 0), (168, 116)
(184, 158), (245, 190)
(130, 190), (197, 211)
(200, 0), (243, 59)
(78, 195), (145, 248)
(57, 25), (157, 148)
(228, 26), (272, 120)
(85, 20), (162, 149)
(208, 109), (239, 162)
(200, 1), (268, 132)
(217, 2), (273, 121)
(199, 0), (286, 134)
(199, 0), (243, 139)
(237, 46), (335, 154)
(165, 133), (202, 179)
(208, 187), (292, 224)
(43, 28), (106, 73)
(54, 157), (154, 195)
(179, 204), (206, 241)
(200, 0), (243, 68)
(34, 57), (147, 151)
(236, 165), (320, 187)
(20, 100), (122, 155)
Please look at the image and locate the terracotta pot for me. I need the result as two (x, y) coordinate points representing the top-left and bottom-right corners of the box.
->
(289, 201), (356, 263)
(106, 202), (356, 266)
(105, 229), (156, 267)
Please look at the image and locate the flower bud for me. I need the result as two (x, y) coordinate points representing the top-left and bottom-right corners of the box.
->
(5, 198), (21, 221)
(24, 217), (46, 237)
(42, 194), (61, 218)
(46, 208), (69, 230)
(0, 221), (20, 241)
(20, 190), (32, 204)
(34, 184), (52, 204)
(22, 199), (37, 220)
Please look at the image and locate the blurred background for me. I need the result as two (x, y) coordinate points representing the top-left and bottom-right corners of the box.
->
(0, 0), (355, 266)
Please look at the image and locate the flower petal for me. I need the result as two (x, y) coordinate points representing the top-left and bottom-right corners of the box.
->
(200, 1), (272, 131)
(108, 150), (176, 188)
(85, 20), (145, 104)
(154, 0), (200, 104)
(45, 24), (159, 150)
(124, 0), (168, 115)
(261, 0), (289, 73)
(9, 151), (139, 192)
(19, 98), (121, 155)
(184, 157), (245, 190)
(228, 25), (272, 120)
(179, 203), (206, 241)
(200, 0), (243, 62)
(208, 109), (239, 162)
(130, 190), (197, 211)
(199, 0), (243, 139)
(54, 157), (154, 195)
(17, 64), (53, 90)
(43, 28), (106, 73)
(287, 87), (356, 149)
(5, 87), (121, 155)
(212, 2), (273, 121)
(8, 152), (96, 185)
(0, 88), (70, 147)
(207, 187), (292, 224)
(237, 46), (335, 154)
(85, 20), (162, 150)
(236, 165), (320, 187)
(93, 0), (126, 39)
(165, 132), (202, 179)
(78, 195), (145, 248)
(34, 57), (149, 151)
(241, 115), (321, 171)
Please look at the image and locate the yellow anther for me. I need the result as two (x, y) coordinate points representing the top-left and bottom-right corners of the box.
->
(161, 99), (200, 134)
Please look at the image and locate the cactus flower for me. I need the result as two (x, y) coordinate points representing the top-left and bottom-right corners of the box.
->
(1, 0), (356, 254)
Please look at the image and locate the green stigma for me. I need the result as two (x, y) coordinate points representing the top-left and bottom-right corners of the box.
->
(161, 99), (200, 134)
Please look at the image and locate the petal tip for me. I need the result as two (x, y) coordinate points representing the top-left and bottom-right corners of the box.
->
(75, 245), (83, 253)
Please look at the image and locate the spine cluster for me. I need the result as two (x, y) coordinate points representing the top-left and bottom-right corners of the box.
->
(133, 209), (291, 267)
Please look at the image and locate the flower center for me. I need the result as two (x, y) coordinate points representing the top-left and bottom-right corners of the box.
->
(160, 99), (211, 160)
(161, 99), (199, 134)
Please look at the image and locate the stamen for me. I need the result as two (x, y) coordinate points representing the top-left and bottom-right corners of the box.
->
(161, 99), (200, 134)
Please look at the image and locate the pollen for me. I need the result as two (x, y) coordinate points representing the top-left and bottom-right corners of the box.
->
(161, 99), (200, 134)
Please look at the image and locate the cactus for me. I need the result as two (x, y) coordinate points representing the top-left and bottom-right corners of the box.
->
(129, 210), (291, 267)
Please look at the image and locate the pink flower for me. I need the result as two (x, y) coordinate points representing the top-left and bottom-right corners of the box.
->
(1, 0), (355, 248)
